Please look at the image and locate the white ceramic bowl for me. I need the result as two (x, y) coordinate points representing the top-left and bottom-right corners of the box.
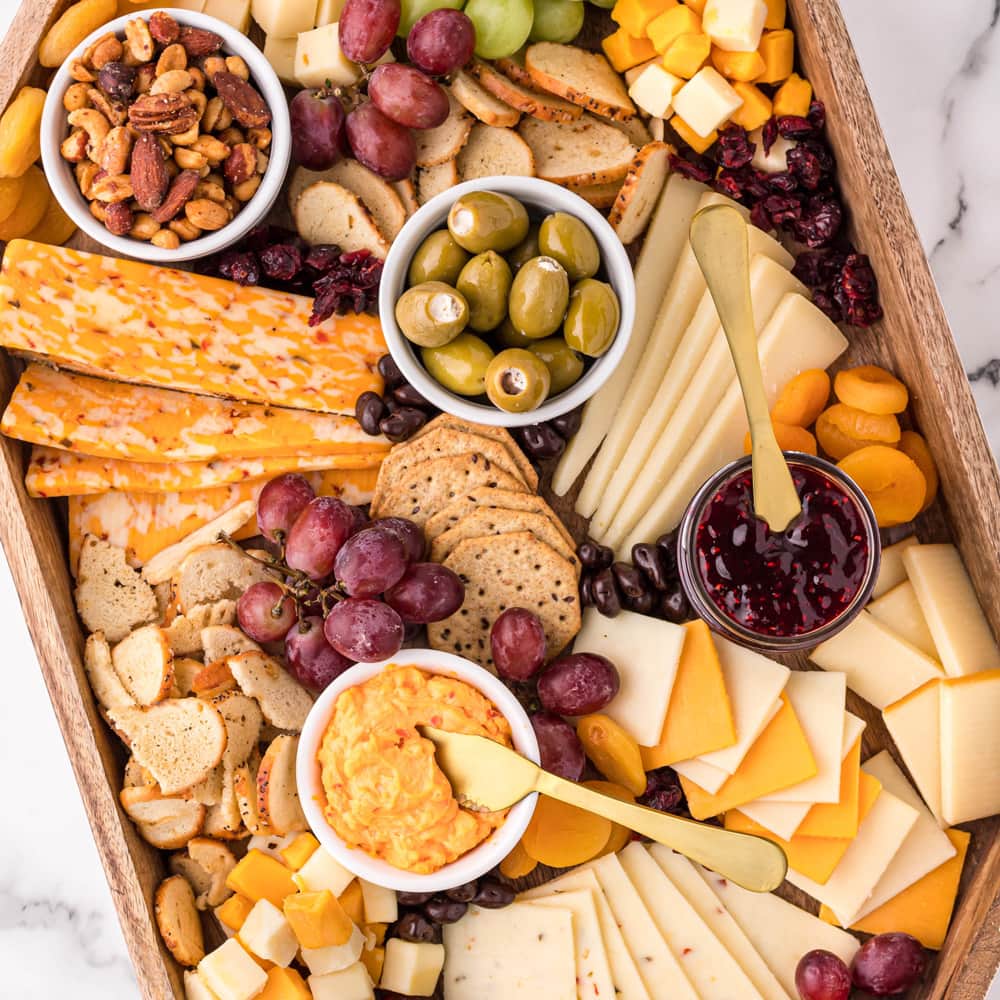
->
(40, 8), (290, 263)
(296, 648), (540, 893)
(378, 176), (636, 427)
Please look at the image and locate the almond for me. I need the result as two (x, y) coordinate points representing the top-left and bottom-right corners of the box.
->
(152, 169), (200, 224)
(131, 132), (171, 211)
(212, 72), (271, 129)
(222, 143), (256, 185)
(149, 11), (180, 46)
(128, 92), (200, 135)
(179, 26), (223, 58)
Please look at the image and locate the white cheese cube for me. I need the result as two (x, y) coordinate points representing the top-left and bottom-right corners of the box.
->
(380, 939), (445, 997)
(294, 22), (362, 89)
(315, 0), (347, 25)
(263, 35), (298, 85)
(203, 0), (252, 30)
(251, 0), (318, 36)
(198, 940), (268, 1000)
(672, 67), (744, 138)
(750, 129), (796, 173)
(624, 57), (659, 87)
(292, 847), (355, 896)
(359, 880), (398, 923)
(628, 64), (685, 119)
(239, 899), (299, 968)
(301, 924), (365, 975)
(246, 833), (297, 862)
(309, 963), (375, 1000)
(703, 0), (768, 52)
(184, 970), (221, 1000)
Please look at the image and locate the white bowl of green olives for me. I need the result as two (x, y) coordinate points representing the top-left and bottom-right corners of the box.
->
(378, 177), (636, 427)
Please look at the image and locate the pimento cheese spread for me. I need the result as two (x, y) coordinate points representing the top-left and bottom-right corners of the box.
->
(317, 664), (513, 874)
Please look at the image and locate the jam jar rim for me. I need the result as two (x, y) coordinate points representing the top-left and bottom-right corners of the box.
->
(676, 451), (882, 653)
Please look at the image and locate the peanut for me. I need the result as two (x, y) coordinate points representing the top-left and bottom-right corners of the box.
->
(135, 65), (157, 94)
(70, 60), (97, 83)
(97, 126), (133, 175)
(169, 217), (202, 241)
(232, 174), (261, 202)
(91, 173), (134, 203)
(89, 35), (123, 70)
(191, 134), (229, 164)
(195, 180), (227, 203)
(188, 67), (206, 92)
(185, 197), (229, 230)
(169, 123), (200, 147)
(60, 129), (90, 163)
(151, 228), (181, 249)
(224, 56), (250, 81)
(130, 212), (161, 240)
(156, 43), (188, 76)
(246, 127), (271, 150)
(63, 82), (93, 113)
(124, 18), (155, 64)
(185, 89), (208, 118)
(81, 31), (117, 69)
(89, 199), (108, 223)
(75, 160), (102, 197)
(150, 70), (194, 96)
(200, 96), (225, 133)
(174, 147), (208, 170)
(216, 126), (244, 147)
(202, 56), (227, 80)
(39, 0), (117, 69)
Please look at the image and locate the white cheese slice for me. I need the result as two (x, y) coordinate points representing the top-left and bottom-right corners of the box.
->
(524, 890), (615, 1000)
(619, 842), (767, 999)
(868, 581), (940, 661)
(572, 608), (685, 746)
(786, 786), (920, 926)
(672, 67), (745, 137)
(698, 866), (860, 999)
(882, 679), (943, 823)
(847, 752), (956, 924)
(442, 903), (576, 1000)
(809, 610), (944, 710)
(648, 846), (793, 1000)
(553, 175), (707, 497)
(703, 0), (769, 51)
(871, 536), (919, 598)
(620, 293), (849, 553)
(902, 543), (1000, 677)
(251, 0), (318, 36)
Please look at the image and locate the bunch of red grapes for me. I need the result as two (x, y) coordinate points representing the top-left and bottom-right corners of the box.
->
(796, 934), (926, 999)
(289, 0), (476, 181)
(235, 473), (465, 691)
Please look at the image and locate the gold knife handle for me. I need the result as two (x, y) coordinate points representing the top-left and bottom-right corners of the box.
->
(533, 770), (788, 892)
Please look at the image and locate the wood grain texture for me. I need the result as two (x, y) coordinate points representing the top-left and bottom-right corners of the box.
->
(0, 1), (997, 998)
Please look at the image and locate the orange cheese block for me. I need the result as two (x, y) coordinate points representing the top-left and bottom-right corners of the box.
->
(3, 365), (386, 463)
(818, 827), (970, 950)
(26, 446), (385, 498)
(0, 240), (385, 414)
(680, 694), (818, 820)
(640, 620), (736, 769)
(725, 771), (882, 884)
(793, 737), (863, 840)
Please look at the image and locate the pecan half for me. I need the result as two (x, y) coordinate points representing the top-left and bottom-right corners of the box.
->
(178, 26), (223, 57)
(149, 11), (180, 46)
(152, 169), (200, 223)
(131, 132), (170, 211)
(212, 72), (271, 129)
(128, 92), (199, 135)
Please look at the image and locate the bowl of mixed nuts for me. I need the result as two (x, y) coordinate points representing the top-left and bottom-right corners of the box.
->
(40, 8), (290, 262)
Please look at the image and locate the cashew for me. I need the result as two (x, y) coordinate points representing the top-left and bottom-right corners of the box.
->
(69, 59), (96, 83)
(67, 108), (111, 160)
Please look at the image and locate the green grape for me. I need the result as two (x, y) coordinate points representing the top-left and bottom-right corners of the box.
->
(465, 0), (534, 59)
(398, 0), (464, 37)
(529, 0), (584, 42)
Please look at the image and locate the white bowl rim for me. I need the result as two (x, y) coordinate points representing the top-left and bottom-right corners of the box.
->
(295, 648), (540, 893)
(39, 8), (291, 263)
(378, 176), (637, 428)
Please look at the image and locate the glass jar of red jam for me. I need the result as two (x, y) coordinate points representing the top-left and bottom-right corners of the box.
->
(677, 453), (881, 652)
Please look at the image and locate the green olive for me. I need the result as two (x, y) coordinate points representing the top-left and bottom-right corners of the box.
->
(456, 251), (512, 333)
(395, 281), (469, 348)
(447, 191), (530, 254)
(508, 255), (570, 340)
(505, 224), (541, 273)
(495, 316), (534, 349)
(485, 348), (551, 413)
(538, 211), (601, 281)
(422, 332), (496, 396)
(563, 278), (620, 358)
(527, 336), (585, 395)
(408, 230), (471, 286)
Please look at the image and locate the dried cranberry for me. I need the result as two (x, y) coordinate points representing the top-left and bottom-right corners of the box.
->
(668, 152), (714, 184)
(793, 194), (843, 248)
(714, 169), (746, 201)
(767, 170), (799, 193)
(811, 287), (842, 322)
(787, 145), (825, 190)
(777, 115), (817, 140)
(304, 244), (343, 271)
(310, 250), (384, 324)
(242, 223), (297, 252)
(216, 250), (260, 286)
(640, 768), (685, 813)
(716, 125), (755, 170)
(807, 99), (827, 130)
(835, 256), (883, 326)
(259, 243), (303, 281)
(763, 194), (803, 226)
(762, 117), (779, 155)
(750, 201), (773, 233)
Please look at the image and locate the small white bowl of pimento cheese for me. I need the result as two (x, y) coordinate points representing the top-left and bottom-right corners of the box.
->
(296, 649), (540, 893)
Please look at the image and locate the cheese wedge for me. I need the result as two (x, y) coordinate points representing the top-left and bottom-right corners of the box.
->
(871, 536), (919, 598)
(882, 679), (943, 823)
(553, 175), (707, 497)
(902, 543), (1000, 677)
(3, 365), (384, 463)
(868, 581), (940, 661)
(0, 241), (385, 414)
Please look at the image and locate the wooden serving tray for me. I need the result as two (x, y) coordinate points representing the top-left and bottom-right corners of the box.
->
(1, 2), (998, 997)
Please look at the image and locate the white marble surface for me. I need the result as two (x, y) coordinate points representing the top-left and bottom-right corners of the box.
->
(1, 1), (999, 997)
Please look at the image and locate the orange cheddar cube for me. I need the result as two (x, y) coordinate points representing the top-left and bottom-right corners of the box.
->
(280, 833), (320, 871)
(711, 46), (766, 82)
(763, 0), (786, 29)
(612, 0), (677, 38)
(257, 967), (312, 1000)
(682, 0), (707, 12)
(216, 894), (256, 932)
(602, 28), (659, 72)
(662, 32), (712, 77)
(284, 890), (354, 949)
(670, 113), (718, 153)
(338, 879), (365, 925)
(226, 852), (298, 910)
(755, 28), (794, 83)
(773, 72), (813, 117)
(648, 5), (702, 53)
(729, 82), (773, 131)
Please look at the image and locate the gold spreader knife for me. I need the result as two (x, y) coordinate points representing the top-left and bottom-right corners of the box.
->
(689, 204), (802, 532)
(421, 726), (788, 892)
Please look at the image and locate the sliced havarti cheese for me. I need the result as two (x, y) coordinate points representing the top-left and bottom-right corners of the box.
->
(871, 536), (919, 598)
(868, 581), (940, 661)
(628, 63), (685, 118)
(671, 67), (744, 136)
(882, 679), (943, 823)
(703, 0), (769, 51)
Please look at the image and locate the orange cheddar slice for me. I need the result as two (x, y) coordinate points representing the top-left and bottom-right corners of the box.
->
(641, 620), (735, 769)
(680, 694), (817, 820)
(818, 828), (970, 950)
(794, 737), (863, 840)
(3, 365), (385, 463)
(0, 240), (385, 414)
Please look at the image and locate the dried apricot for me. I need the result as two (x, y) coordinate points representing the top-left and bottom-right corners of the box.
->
(0, 87), (46, 178)
(25, 197), (77, 245)
(0, 174), (26, 224)
(834, 365), (909, 415)
(898, 431), (939, 512)
(576, 714), (646, 796)
(39, 0), (118, 68)
(771, 369), (831, 427)
(838, 445), (926, 527)
(0, 166), (49, 241)
(744, 421), (818, 456)
(521, 794), (612, 868)
(815, 403), (901, 460)
(582, 780), (635, 857)
(499, 839), (538, 880)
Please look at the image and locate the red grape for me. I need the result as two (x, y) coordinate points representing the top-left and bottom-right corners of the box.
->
(333, 526), (408, 597)
(385, 563), (465, 622)
(537, 653), (620, 716)
(324, 597), (404, 661)
(289, 89), (347, 170)
(285, 497), (355, 580)
(348, 505), (370, 536)
(850, 934), (926, 996)
(346, 101), (417, 181)
(530, 711), (585, 780)
(257, 473), (315, 544)
(368, 64), (450, 130)
(490, 608), (546, 680)
(372, 516), (425, 562)
(338, 0), (400, 63)
(285, 616), (354, 690)
(407, 9), (476, 75)
(795, 950), (851, 1000)
(237, 581), (297, 643)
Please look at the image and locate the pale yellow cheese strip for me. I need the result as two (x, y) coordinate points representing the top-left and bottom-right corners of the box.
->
(3, 365), (386, 463)
(0, 240), (386, 413)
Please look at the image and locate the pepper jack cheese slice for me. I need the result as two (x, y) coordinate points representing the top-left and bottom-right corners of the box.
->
(0, 240), (385, 413)
(3, 365), (383, 463)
